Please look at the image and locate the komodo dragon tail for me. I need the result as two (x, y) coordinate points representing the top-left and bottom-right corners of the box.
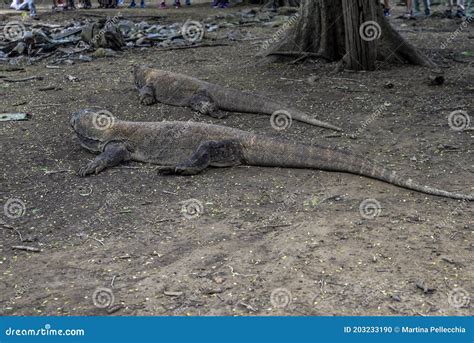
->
(244, 138), (473, 201)
(219, 90), (342, 131)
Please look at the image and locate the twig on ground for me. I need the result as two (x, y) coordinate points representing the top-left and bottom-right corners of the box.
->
(12, 245), (41, 252)
(1, 222), (23, 242)
(158, 43), (230, 52)
(88, 236), (105, 246)
(4, 76), (44, 83)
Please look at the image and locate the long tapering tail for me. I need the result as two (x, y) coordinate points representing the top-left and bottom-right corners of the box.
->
(217, 88), (342, 131)
(244, 138), (473, 201)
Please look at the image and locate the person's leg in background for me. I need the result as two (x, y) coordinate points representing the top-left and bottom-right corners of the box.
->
(413, 0), (430, 16)
(404, 0), (413, 17)
(466, 0), (473, 18)
(383, 0), (391, 16)
(456, 0), (466, 16)
(424, 0), (431, 15)
(28, 0), (37, 16)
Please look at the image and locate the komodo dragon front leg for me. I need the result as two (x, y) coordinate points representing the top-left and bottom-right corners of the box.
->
(78, 142), (131, 176)
(158, 140), (244, 175)
(138, 85), (156, 106)
(189, 89), (227, 119)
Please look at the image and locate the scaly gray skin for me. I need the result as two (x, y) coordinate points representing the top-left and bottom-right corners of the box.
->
(71, 109), (473, 201)
(132, 65), (342, 132)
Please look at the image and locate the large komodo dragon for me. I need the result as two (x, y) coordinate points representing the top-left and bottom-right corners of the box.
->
(133, 65), (342, 132)
(71, 109), (473, 201)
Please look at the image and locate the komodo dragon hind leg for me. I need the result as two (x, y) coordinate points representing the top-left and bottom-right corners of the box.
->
(189, 89), (228, 119)
(158, 140), (244, 176)
(139, 85), (156, 106)
(78, 142), (130, 177)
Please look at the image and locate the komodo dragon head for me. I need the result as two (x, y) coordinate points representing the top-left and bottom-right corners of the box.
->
(132, 64), (153, 90)
(70, 109), (116, 153)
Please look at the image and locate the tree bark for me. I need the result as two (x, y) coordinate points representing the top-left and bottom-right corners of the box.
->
(262, 0), (434, 70)
(341, 0), (378, 71)
(261, 0), (345, 62)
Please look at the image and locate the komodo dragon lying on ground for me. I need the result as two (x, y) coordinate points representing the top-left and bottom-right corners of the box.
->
(71, 109), (473, 201)
(132, 65), (342, 132)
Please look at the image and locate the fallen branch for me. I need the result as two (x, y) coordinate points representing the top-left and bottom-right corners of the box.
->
(158, 43), (230, 52)
(3, 76), (44, 83)
(12, 245), (41, 252)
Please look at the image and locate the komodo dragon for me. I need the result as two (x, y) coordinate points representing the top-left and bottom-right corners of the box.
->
(71, 109), (473, 201)
(132, 65), (342, 132)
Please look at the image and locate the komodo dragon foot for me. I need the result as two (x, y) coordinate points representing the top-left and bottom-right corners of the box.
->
(189, 89), (228, 119)
(158, 140), (244, 176)
(78, 143), (130, 176)
(139, 85), (156, 106)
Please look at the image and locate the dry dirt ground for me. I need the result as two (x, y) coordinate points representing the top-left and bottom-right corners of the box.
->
(0, 3), (473, 316)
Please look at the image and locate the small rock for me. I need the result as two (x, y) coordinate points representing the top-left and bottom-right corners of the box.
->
(213, 276), (226, 284)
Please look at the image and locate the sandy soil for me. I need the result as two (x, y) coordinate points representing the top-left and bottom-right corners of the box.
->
(0, 3), (473, 316)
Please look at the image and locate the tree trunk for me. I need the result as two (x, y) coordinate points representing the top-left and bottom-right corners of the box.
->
(262, 0), (345, 62)
(341, 0), (378, 71)
(262, 0), (434, 70)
